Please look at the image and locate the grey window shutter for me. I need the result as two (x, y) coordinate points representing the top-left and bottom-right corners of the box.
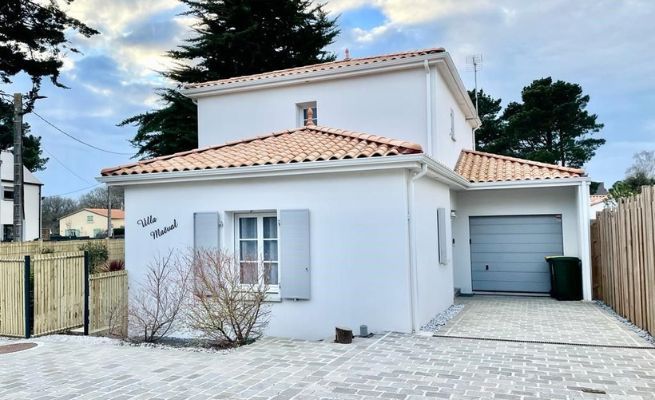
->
(279, 209), (310, 300)
(194, 212), (221, 250)
(437, 208), (448, 265)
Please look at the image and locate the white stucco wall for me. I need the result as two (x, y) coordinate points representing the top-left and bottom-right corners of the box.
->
(197, 69), (425, 148)
(0, 182), (40, 241)
(452, 186), (581, 294)
(24, 183), (40, 241)
(123, 170), (413, 340)
(590, 202), (606, 219)
(433, 69), (474, 168)
(196, 66), (474, 168)
(412, 177), (455, 326)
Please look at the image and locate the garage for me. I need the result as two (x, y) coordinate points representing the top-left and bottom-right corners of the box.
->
(469, 215), (563, 293)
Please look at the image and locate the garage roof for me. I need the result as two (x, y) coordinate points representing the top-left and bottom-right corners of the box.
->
(101, 125), (423, 176)
(455, 149), (585, 183)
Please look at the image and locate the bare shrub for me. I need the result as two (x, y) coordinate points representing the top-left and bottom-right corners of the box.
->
(105, 301), (128, 339)
(128, 251), (191, 343)
(185, 249), (271, 347)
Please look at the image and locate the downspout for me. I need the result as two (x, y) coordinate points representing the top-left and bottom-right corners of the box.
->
(471, 127), (479, 151)
(406, 162), (428, 332)
(424, 60), (433, 157)
(577, 181), (592, 301)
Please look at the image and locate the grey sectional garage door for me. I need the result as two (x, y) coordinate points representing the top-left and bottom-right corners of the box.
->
(470, 215), (563, 293)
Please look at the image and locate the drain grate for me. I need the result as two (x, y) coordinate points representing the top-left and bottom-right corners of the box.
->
(0, 342), (38, 354)
(571, 386), (607, 395)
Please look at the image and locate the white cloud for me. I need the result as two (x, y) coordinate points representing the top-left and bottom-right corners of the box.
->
(325, 0), (492, 23)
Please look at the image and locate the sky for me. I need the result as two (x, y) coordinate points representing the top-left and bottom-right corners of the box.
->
(6, 0), (655, 197)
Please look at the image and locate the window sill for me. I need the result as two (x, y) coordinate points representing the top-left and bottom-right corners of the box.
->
(265, 292), (282, 302)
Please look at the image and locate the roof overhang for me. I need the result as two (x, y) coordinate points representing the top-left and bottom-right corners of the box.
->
(465, 176), (591, 191)
(97, 154), (471, 189)
(181, 52), (481, 129)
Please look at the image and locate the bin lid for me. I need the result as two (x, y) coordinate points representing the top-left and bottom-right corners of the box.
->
(545, 256), (580, 262)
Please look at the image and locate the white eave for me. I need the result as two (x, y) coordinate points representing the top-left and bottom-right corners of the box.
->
(181, 52), (481, 129)
(97, 154), (471, 190)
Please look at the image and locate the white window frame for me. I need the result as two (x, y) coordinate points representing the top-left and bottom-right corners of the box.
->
(296, 101), (317, 126)
(234, 212), (279, 293)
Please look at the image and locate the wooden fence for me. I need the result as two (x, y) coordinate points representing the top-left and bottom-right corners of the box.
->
(90, 270), (128, 335)
(0, 252), (128, 338)
(32, 252), (85, 336)
(0, 238), (124, 260)
(593, 186), (655, 336)
(0, 257), (26, 337)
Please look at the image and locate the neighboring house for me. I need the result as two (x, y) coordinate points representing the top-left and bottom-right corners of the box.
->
(99, 48), (592, 340)
(59, 208), (125, 238)
(1, 150), (42, 241)
(590, 195), (608, 219)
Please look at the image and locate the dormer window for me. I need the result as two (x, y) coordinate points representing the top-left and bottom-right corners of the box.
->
(297, 102), (317, 126)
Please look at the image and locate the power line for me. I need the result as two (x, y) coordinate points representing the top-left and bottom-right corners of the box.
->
(31, 111), (133, 155)
(44, 183), (102, 198)
(42, 148), (93, 184)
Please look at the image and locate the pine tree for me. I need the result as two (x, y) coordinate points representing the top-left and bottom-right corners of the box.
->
(122, 0), (339, 159)
(502, 77), (604, 168)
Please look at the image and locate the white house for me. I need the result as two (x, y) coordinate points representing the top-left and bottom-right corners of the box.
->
(99, 48), (592, 340)
(1, 150), (42, 241)
(590, 194), (608, 219)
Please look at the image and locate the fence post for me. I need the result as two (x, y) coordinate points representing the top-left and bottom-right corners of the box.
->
(24, 255), (31, 339)
(83, 251), (90, 336)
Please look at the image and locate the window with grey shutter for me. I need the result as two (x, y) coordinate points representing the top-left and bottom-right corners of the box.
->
(194, 212), (221, 251)
(279, 209), (310, 300)
(437, 208), (448, 265)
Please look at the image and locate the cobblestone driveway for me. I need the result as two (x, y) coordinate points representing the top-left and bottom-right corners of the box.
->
(2, 329), (655, 399)
(440, 295), (653, 347)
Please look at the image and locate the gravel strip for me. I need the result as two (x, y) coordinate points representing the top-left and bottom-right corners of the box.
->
(595, 300), (655, 346)
(419, 304), (465, 334)
(36, 334), (236, 354)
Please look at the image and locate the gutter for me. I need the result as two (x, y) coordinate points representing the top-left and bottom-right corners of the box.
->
(97, 154), (471, 189)
(406, 162), (428, 332)
(466, 177), (590, 190)
(424, 60), (433, 157)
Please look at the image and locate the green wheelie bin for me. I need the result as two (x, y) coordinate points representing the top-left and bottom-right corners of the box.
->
(545, 256), (582, 301)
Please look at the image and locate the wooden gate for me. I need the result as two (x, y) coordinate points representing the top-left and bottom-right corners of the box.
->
(0, 257), (27, 337)
(31, 252), (86, 336)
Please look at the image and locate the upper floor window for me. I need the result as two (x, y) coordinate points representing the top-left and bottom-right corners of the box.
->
(297, 102), (317, 126)
(87, 215), (94, 223)
(450, 108), (456, 141)
(3, 187), (13, 200)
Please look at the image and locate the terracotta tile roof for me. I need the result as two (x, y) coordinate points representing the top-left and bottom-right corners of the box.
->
(455, 150), (585, 183)
(184, 48), (445, 90)
(590, 194), (608, 206)
(86, 208), (125, 219)
(101, 126), (423, 176)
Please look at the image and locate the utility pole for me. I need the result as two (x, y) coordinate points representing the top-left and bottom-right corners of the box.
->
(13, 93), (24, 242)
(106, 186), (112, 238)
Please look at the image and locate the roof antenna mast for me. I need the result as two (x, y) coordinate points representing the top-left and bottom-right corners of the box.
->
(466, 54), (483, 116)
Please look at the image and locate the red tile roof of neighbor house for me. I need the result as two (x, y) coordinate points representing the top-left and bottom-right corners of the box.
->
(100, 125), (424, 176)
(455, 150), (586, 183)
(590, 194), (608, 206)
(184, 48), (446, 90)
(86, 208), (125, 219)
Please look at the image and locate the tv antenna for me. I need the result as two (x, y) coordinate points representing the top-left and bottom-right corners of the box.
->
(466, 54), (483, 116)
